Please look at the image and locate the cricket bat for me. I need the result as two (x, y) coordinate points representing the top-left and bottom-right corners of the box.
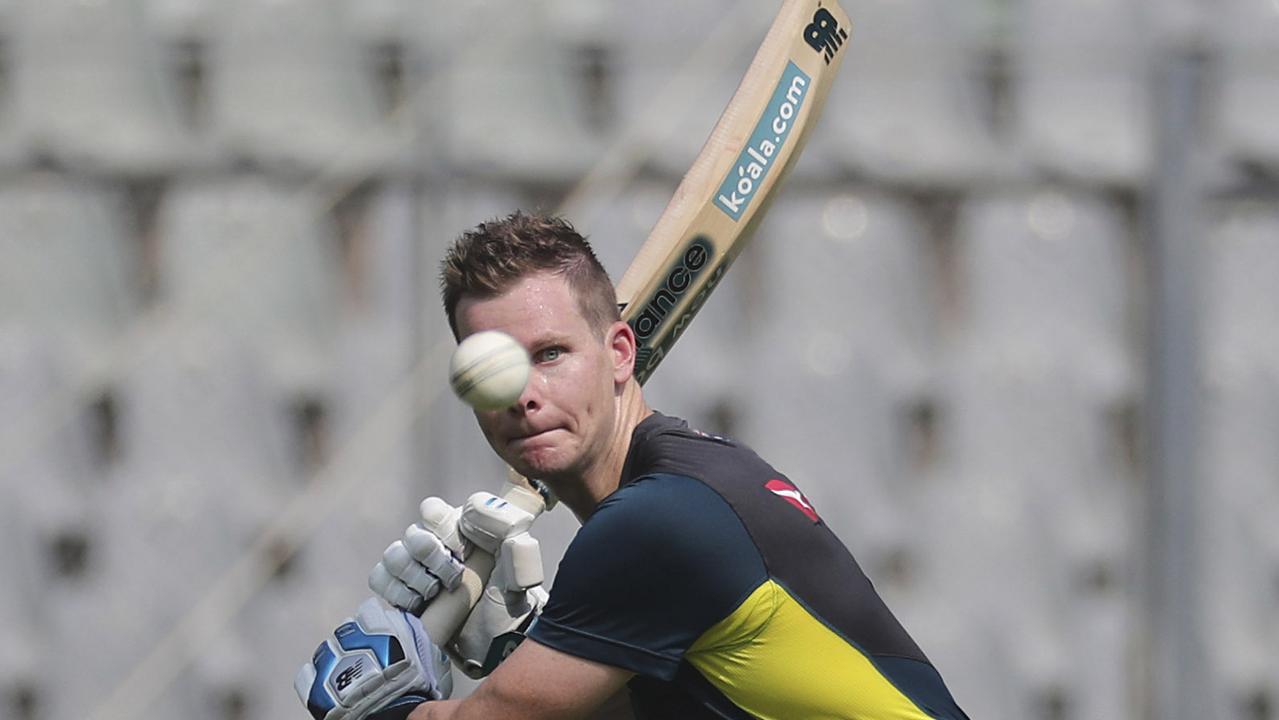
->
(420, 0), (851, 669)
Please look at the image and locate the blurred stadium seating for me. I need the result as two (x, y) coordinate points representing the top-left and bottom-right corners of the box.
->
(154, 174), (343, 397)
(0, 0), (1274, 718)
(1201, 203), (1279, 716)
(204, 0), (396, 175)
(0, 174), (140, 369)
(955, 189), (1133, 373)
(407, 0), (608, 182)
(821, 0), (999, 185)
(1013, 0), (1151, 184)
(1215, 0), (1279, 167)
(8, 0), (186, 174)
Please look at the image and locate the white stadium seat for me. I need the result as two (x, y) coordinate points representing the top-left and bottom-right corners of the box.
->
(930, 193), (1142, 717)
(926, 357), (1138, 720)
(0, 330), (96, 595)
(1200, 367), (1279, 712)
(1013, 0), (1151, 184)
(748, 190), (937, 374)
(818, 0), (997, 185)
(146, 0), (218, 39)
(1203, 204), (1279, 375)
(114, 327), (293, 489)
(343, 180), (419, 327)
(1215, 0), (1279, 166)
(46, 328), (293, 717)
(0, 173), (139, 371)
(207, 0), (396, 174)
(154, 174), (342, 396)
(407, 1), (606, 182)
(1200, 205), (1279, 711)
(10, 0), (185, 174)
(1063, 586), (1138, 720)
(943, 188), (1139, 598)
(340, 0), (421, 46)
(30, 327), (293, 720)
(325, 183), (418, 594)
(0, 329), (102, 717)
(43, 530), (225, 720)
(955, 190), (1133, 387)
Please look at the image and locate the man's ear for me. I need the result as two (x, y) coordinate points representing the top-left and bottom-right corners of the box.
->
(606, 320), (638, 385)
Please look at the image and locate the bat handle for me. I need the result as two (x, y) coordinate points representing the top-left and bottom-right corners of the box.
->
(417, 478), (551, 672)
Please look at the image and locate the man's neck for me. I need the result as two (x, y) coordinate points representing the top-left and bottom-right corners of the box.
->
(552, 381), (651, 523)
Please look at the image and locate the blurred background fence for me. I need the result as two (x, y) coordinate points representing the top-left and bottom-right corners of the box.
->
(0, 0), (1276, 718)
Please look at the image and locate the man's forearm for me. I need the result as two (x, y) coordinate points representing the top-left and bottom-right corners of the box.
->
(403, 639), (633, 720)
(407, 691), (633, 720)
(407, 699), (457, 720)
(585, 689), (635, 720)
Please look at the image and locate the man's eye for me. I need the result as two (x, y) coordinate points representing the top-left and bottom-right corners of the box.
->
(536, 347), (562, 363)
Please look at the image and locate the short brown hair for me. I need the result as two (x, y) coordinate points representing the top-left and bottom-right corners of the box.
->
(441, 211), (619, 338)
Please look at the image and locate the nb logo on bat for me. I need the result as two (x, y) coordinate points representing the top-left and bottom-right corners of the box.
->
(804, 8), (848, 64)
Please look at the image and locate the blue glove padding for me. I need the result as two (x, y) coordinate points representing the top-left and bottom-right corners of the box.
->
(296, 598), (453, 720)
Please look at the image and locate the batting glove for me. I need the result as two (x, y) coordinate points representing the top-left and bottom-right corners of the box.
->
(369, 492), (547, 676)
(295, 597), (452, 720)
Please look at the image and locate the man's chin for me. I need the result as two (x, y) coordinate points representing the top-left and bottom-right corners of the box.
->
(503, 450), (577, 484)
(508, 458), (565, 482)
(503, 432), (567, 469)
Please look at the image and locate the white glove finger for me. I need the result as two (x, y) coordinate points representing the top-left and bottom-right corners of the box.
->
(459, 492), (535, 553)
(498, 533), (544, 592)
(383, 541), (444, 600)
(404, 524), (465, 591)
(369, 562), (427, 614)
(294, 660), (318, 708)
(418, 497), (463, 550)
(347, 672), (386, 702)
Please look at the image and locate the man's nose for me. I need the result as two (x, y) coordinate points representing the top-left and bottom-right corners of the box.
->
(509, 373), (541, 414)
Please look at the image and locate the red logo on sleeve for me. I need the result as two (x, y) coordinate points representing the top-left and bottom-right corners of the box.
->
(765, 479), (820, 522)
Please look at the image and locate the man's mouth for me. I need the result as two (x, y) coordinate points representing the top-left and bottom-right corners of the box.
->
(510, 427), (559, 444)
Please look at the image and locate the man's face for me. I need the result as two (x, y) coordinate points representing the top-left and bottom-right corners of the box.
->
(454, 271), (629, 482)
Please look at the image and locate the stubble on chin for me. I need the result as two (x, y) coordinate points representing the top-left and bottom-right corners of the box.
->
(510, 447), (573, 484)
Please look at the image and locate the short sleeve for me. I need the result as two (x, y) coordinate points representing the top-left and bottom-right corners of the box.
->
(527, 474), (768, 680)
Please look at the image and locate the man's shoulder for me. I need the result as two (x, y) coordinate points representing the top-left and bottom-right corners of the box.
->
(622, 412), (777, 492)
(547, 450), (769, 628)
(589, 472), (730, 539)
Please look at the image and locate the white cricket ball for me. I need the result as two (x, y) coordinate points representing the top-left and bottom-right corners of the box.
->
(449, 330), (531, 411)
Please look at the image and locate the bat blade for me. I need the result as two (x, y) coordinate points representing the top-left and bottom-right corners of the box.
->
(618, 0), (851, 384)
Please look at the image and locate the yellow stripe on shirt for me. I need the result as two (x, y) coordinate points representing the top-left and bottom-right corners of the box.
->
(686, 580), (935, 720)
